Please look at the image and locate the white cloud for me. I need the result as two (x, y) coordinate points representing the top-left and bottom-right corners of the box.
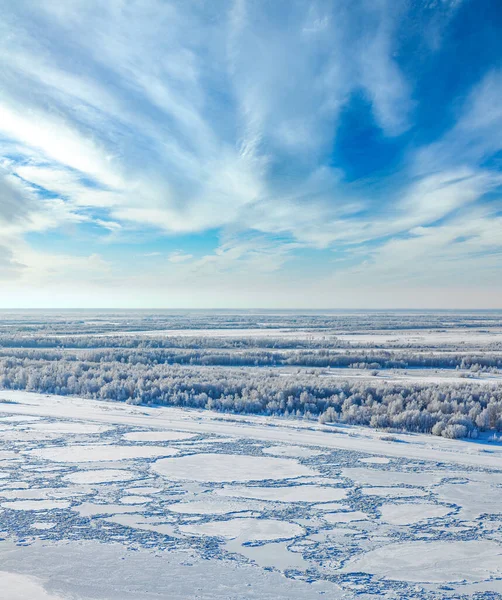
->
(167, 251), (193, 263)
(0, 0), (499, 306)
(0, 0), (419, 241)
(415, 69), (502, 174)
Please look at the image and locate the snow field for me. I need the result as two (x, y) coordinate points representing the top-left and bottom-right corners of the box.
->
(0, 391), (501, 599)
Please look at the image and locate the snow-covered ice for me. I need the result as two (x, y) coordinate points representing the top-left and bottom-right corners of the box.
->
(0, 390), (501, 599)
(63, 469), (139, 484)
(342, 540), (502, 583)
(1, 499), (71, 511)
(0, 571), (66, 600)
(262, 445), (323, 458)
(323, 510), (369, 523)
(358, 456), (390, 464)
(180, 518), (305, 541)
(26, 421), (112, 434)
(379, 502), (453, 525)
(216, 484), (347, 503)
(28, 444), (178, 462)
(122, 430), (196, 442)
(361, 486), (429, 497)
(167, 497), (267, 514)
(119, 495), (152, 504)
(152, 453), (316, 482)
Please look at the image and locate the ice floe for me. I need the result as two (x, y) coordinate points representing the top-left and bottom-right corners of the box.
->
(27, 444), (178, 463)
(63, 469), (139, 484)
(262, 445), (322, 458)
(361, 486), (428, 498)
(119, 495), (151, 504)
(152, 453), (315, 482)
(379, 502), (452, 525)
(180, 518), (305, 542)
(358, 456), (390, 464)
(2, 500), (71, 511)
(324, 511), (369, 523)
(341, 540), (502, 583)
(167, 497), (266, 514)
(122, 430), (196, 442)
(216, 484), (347, 503)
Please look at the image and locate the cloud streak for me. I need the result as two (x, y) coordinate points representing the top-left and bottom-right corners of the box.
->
(0, 0), (500, 306)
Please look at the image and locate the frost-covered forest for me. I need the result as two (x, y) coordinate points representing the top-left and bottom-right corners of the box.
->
(1, 310), (501, 439)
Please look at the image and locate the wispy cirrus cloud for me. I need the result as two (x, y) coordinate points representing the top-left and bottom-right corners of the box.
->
(0, 0), (414, 237)
(0, 0), (500, 306)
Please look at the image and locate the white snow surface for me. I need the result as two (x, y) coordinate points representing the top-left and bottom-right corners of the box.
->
(216, 484), (347, 503)
(379, 502), (453, 525)
(361, 486), (429, 497)
(63, 469), (139, 484)
(152, 453), (315, 482)
(0, 390), (501, 599)
(323, 511), (369, 523)
(342, 540), (502, 582)
(0, 571), (66, 600)
(27, 444), (178, 463)
(122, 430), (196, 442)
(262, 445), (323, 458)
(167, 497), (267, 514)
(358, 456), (390, 464)
(1, 500), (71, 511)
(119, 495), (152, 504)
(26, 421), (112, 434)
(180, 518), (305, 541)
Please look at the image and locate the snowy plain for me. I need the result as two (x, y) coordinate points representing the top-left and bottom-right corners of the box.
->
(0, 390), (501, 599)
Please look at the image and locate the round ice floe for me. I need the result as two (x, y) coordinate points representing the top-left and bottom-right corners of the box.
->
(361, 487), (428, 498)
(342, 467), (439, 487)
(0, 451), (17, 459)
(341, 540), (502, 583)
(31, 522), (57, 530)
(180, 518), (304, 541)
(262, 445), (322, 458)
(119, 496), (151, 504)
(2, 500), (71, 511)
(74, 503), (146, 517)
(0, 482), (30, 490)
(0, 487), (89, 500)
(125, 486), (162, 494)
(358, 457), (390, 465)
(0, 431), (61, 441)
(216, 485), (347, 503)
(0, 416), (42, 423)
(435, 481), (501, 520)
(313, 502), (349, 511)
(123, 431), (196, 442)
(167, 497), (266, 515)
(27, 445), (178, 463)
(379, 502), (452, 525)
(324, 511), (369, 523)
(63, 469), (139, 484)
(152, 453), (316, 482)
(27, 422), (112, 434)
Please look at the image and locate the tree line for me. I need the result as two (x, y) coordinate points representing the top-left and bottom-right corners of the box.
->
(0, 355), (501, 439)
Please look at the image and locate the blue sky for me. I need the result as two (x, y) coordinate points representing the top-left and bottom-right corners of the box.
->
(0, 0), (501, 308)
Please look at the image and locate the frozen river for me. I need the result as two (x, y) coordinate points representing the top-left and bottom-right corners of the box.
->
(0, 391), (501, 599)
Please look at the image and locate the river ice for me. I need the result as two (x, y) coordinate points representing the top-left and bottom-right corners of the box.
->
(0, 390), (500, 599)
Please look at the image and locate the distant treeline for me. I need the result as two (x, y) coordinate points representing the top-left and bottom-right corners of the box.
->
(0, 355), (501, 439)
(1, 334), (501, 353)
(0, 347), (501, 371)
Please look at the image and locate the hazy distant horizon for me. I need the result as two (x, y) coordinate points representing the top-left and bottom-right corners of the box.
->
(0, 307), (501, 314)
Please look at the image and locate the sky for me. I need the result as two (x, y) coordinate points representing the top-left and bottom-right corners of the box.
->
(0, 0), (501, 309)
